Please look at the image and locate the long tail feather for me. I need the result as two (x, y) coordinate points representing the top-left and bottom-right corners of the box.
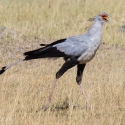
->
(40, 44), (48, 46)
(24, 46), (50, 56)
(0, 58), (25, 75)
(24, 46), (66, 61)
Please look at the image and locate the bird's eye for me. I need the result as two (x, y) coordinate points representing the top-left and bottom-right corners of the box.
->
(100, 14), (108, 21)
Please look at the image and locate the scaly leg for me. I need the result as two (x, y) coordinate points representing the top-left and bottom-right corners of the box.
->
(76, 64), (92, 109)
(42, 79), (58, 111)
(79, 84), (92, 109)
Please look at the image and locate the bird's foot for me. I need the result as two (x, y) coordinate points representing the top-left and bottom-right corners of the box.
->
(36, 105), (49, 112)
(42, 105), (49, 111)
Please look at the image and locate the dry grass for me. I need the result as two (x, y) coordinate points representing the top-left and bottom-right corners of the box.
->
(0, 0), (125, 125)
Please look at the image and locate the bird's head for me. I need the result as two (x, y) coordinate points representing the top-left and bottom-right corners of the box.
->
(98, 12), (111, 23)
(88, 12), (111, 24)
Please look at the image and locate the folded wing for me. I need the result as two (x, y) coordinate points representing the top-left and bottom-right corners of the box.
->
(24, 36), (88, 60)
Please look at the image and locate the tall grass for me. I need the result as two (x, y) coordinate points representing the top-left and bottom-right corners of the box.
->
(0, 0), (125, 45)
(0, 0), (125, 125)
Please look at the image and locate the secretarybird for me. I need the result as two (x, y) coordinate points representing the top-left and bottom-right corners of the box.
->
(0, 12), (111, 111)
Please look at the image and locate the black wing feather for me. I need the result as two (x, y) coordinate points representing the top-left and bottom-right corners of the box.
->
(24, 38), (69, 60)
(40, 38), (66, 47)
(40, 44), (48, 46)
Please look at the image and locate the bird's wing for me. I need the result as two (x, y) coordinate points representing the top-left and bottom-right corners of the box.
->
(24, 36), (89, 60)
(24, 39), (68, 58)
(40, 38), (66, 47)
(53, 36), (88, 57)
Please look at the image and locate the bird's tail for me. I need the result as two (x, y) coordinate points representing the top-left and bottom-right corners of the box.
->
(0, 46), (47, 74)
(24, 46), (52, 60)
(24, 45), (65, 60)
(0, 45), (64, 75)
(0, 58), (25, 75)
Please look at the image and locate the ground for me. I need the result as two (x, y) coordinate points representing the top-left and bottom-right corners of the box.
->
(1, 40), (125, 125)
(0, 0), (125, 124)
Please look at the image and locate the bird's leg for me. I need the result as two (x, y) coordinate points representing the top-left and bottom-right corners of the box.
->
(76, 64), (86, 84)
(43, 58), (78, 111)
(42, 79), (58, 111)
(76, 64), (92, 109)
(78, 84), (92, 109)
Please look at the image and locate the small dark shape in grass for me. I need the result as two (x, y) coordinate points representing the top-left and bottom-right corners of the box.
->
(120, 25), (125, 32)
(51, 99), (69, 111)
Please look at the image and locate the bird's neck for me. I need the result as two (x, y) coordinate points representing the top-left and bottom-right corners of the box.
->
(87, 20), (103, 37)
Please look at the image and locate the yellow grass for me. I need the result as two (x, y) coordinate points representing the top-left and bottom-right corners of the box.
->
(0, 0), (125, 125)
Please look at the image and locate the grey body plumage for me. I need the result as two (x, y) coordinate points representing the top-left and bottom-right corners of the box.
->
(54, 15), (103, 63)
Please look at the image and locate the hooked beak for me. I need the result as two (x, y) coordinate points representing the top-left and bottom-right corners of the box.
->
(104, 16), (111, 22)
